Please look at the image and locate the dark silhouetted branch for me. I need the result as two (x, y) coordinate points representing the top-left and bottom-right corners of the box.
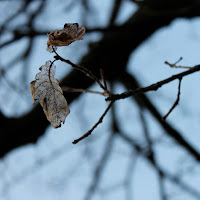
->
(1, 0), (200, 158)
(73, 100), (114, 144)
(54, 51), (109, 94)
(162, 78), (182, 120)
(165, 58), (192, 69)
(119, 72), (200, 162)
(62, 87), (109, 96)
(106, 64), (200, 101)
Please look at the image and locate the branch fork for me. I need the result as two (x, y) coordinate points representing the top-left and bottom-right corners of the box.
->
(52, 50), (200, 143)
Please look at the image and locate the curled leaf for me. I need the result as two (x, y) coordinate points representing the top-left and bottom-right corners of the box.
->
(47, 23), (86, 47)
(30, 61), (70, 128)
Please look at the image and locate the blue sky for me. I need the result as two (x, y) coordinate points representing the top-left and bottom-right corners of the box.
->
(0, 1), (200, 200)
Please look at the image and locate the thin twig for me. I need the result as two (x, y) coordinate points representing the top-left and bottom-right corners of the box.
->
(62, 87), (109, 96)
(53, 51), (110, 94)
(106, 64), (200, 101)
(165, 58), (192, 69)
(100, 69), (108, 91)
(174, 57), (183, 65)
(73, 100), (114, 144)
(162, 78), (182, 120)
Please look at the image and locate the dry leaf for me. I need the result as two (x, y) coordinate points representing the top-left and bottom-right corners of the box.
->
(47, 23), (86, 47)
(30, 61), (70, 128)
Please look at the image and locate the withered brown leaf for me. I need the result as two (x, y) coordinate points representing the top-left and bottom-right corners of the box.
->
(47, 23), (86, 47)
(30, 61), (70, 128)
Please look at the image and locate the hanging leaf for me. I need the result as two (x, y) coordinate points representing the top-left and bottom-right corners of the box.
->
(30, 61), (70, 128)
(47, 23), (86, 47)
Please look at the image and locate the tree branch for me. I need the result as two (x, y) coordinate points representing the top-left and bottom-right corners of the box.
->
(106, 64), (200, 101)
(1, 1), (200, 158)
(62, 87), (109, 96)
(72, 101), (114, 144)
(54, 52), (109, 94)
(162, 78), (182, 120)
(118, 71), (200, 162)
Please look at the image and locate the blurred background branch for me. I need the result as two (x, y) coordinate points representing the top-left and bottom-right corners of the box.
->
(0, 0), (200, 200)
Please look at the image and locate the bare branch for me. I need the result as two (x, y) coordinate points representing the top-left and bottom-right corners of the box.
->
(100, 69), (108, 91)
(73, 101), (114, 144)
(165, 58), (192, 69)
(54, 51), (110, 94)
(162, 78), (182, 120)
(106, 64), (200, 101)
(62, 87), (109, 96)
(119, 72), (200, 162)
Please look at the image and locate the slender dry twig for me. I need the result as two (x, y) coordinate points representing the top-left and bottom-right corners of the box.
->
(174, 57), (183, 65)
(119, 71), (200, 162)
(62, 87), (109, 96)
(53, 49), (113, 143)
(165, 61), (192, 69)
(100, 69), (108, 91)
(165, 58), (192, 69)
(162, 78), (182, 120)
(73, 100), (114, 144)
(54, 51), (110, 95)
(106, 64), (200, 101)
